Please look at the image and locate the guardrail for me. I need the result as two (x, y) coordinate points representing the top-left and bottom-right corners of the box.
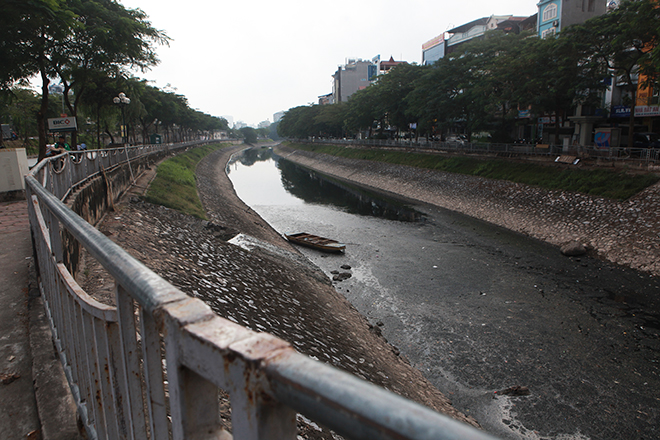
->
(25, 141), (497, 440)
(300, 138), (660, 165)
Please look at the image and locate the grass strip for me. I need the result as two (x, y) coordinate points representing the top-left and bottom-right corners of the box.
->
(284, 142), (659, 200)
(144, 144), (225, 219)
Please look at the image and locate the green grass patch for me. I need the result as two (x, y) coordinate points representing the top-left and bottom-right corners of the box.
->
(284, 142), (659, 200)
(144, 144), (225, 219)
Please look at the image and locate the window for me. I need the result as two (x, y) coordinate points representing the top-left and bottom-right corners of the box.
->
(543, 3), (558, 21)
(588, 0), (595, 12)
(542, 27), (556, 39)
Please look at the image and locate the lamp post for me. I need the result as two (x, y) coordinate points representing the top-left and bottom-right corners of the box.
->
(113, 92), (130, 145)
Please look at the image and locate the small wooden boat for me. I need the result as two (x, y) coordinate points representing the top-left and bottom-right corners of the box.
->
(285, 232), (346, 253)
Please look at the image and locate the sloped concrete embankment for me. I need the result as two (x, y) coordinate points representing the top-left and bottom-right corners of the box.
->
(78, 144), (482, 438)
(274, 145), (660, 276)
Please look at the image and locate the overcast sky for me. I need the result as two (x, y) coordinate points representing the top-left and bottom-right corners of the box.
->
(120, 0), (539, 127)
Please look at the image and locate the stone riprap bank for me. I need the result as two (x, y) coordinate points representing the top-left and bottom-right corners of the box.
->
(274, 144), (660, 276)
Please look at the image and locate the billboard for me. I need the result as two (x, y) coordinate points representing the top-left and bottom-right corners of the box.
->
(422, 33), (445, 51)
(47, 117), (78, 132)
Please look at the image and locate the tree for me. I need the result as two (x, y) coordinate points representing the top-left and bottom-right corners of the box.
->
(513, 33), (605, 143)
(75, 71), (123, 147)
(58, 0), (169, 149)
(406, 53), (484, 141)
(369, 63), (427, 137)
(565, 0), (660, 147)
(314, 102), (347, 138)
(344, 85), (381, 137)
(1, 0), (169, 159)
(0, 0), (71, 92)
(240, 126), (258, 144)
(278, 105), (320, 138)
(1, 87), (42, 145)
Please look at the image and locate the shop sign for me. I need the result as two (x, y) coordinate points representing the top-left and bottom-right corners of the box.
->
(47, 117), (78, 132)
(611, 105), (660, 118)
(611, 105), (630, 118)
(635, 105), (660, 117)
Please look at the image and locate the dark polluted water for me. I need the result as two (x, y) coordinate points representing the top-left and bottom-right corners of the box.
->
(226, 147), (660, 440)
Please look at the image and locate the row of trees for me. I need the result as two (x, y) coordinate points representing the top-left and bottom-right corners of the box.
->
(1, 0), (229, 158)
(278, 1), (660, 147)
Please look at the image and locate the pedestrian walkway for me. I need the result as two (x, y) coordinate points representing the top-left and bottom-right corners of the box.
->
(0, 200), (40, 439)
(0, 199), (81, 440)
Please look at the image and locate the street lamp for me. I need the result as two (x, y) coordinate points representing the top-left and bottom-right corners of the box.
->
(113, 92), (130, 145)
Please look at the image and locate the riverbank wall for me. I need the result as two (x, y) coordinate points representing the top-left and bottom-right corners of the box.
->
(274, 144), (660, 277)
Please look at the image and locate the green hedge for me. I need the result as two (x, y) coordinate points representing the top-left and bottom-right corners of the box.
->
(285, 142), (659, 200)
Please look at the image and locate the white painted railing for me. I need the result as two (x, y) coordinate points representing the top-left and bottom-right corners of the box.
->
(25, 142), (497, 440)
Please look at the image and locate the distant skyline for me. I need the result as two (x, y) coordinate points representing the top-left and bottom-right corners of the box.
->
(120, 0), (539, 127)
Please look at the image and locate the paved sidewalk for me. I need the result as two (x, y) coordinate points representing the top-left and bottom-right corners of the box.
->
(0, 199), (81, 440)
(0, 200), (40, 439)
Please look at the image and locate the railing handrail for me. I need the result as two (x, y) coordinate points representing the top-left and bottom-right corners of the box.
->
(26, 140), (497, 440)
(297, 137), (660, 164)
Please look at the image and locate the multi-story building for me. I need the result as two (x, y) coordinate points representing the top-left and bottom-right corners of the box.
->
(446, 16), (524, 54)
(422, 34), (447, 66)
(537, 0), (607, 38)
(371, 55), (405, 75)
(332, 59), (374, 103)
(318, 93), (333, 105)
(422, 15), (534, 65)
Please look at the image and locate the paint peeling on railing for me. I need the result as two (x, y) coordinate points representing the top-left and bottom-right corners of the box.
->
(25, 141), (498, 440)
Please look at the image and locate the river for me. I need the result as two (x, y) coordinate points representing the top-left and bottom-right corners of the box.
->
(226, 146), (660, 440)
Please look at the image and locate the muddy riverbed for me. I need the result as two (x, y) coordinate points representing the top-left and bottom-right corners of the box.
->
(84, 142), (660, 439)
(237, 144), (660, 440)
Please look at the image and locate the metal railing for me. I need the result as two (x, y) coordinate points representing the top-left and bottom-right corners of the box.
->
(300, 137), (660, 165)
(25, 142), (496, 440)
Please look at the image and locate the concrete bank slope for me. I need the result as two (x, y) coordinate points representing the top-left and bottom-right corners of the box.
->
(274, 144), (660, 277)
(82, 143), (480, 437)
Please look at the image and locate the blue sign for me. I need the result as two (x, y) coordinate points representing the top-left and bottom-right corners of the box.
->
(611, 105), (630, 118)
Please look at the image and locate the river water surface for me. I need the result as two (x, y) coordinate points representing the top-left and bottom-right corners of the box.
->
(226, 146), (660, 440)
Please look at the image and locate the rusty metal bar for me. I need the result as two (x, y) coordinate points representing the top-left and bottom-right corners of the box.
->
(139, 309), (169, 440)
(26, 141), (498, 440)
(116, 286), (148, 439)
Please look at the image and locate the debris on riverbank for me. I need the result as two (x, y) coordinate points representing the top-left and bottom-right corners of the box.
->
(79, 144), (481, 438)
(275, 144), (660, 276)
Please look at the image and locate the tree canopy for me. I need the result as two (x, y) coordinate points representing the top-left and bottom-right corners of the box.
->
(0, 0), (171, 158)
(278, 1), (660, 145)
(563, 0), (660, 147)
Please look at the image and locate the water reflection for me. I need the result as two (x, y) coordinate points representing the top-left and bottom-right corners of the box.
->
(227, 147), (424, 222)
(277, 159), (425, 222)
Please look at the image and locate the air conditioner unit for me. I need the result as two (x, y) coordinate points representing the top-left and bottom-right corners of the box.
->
(552, 20), (559, 27)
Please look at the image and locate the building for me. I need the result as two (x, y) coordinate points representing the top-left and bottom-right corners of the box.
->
(372, 55), (406, 75)
(445, 15), (528, 55)
(537, 0), (607, 38)
(496, 15), (537, 34)
(318, 93), (333, 105)
(422, 33), (447, 66)
(273, 111), (285, 123)
(332, 59), (374, 103)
